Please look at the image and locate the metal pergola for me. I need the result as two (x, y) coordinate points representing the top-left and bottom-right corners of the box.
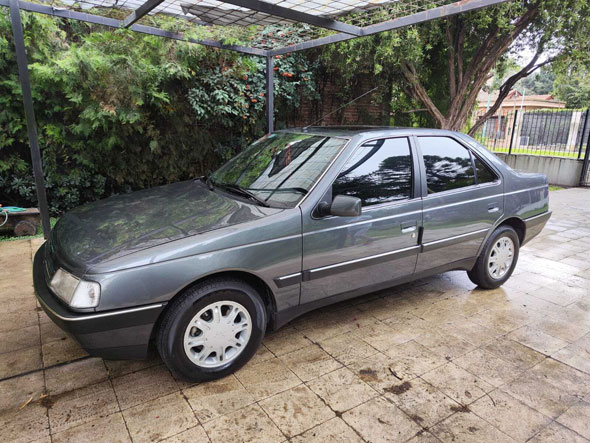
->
(2, 0), (510, 238)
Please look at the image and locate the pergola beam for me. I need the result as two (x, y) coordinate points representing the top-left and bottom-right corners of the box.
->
(0, 0), (268, 56)
(122, 0), (166, 28)
(215, 0), (362, 36)
(269, 0), (511, 55)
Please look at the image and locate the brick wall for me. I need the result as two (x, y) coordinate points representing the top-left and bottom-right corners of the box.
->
(285, 74), (389, 128)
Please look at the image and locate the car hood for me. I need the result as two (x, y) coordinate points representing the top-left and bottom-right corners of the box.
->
(51, 179), (281, 268)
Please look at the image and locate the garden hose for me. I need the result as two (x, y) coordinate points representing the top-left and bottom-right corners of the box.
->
(0, 206), (26, 228)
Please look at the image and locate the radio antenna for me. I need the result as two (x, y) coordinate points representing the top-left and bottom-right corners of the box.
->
(303, 86), (379, 130)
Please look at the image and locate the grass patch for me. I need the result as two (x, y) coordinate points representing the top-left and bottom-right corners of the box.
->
(488, 147), (584, 159)
(549, 186), (564, 191)
(0, 217), (58, 243)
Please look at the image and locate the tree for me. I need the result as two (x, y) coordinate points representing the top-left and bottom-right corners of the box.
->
(317, 0), (590, 134)
(517, 65), (556, 95)
(553, 62), (590, 108)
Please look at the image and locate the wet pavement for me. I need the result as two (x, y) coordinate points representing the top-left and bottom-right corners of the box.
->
(1, 187), (590, 443)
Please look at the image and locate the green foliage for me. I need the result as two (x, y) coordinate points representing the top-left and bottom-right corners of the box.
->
(0, 12), (316, 215)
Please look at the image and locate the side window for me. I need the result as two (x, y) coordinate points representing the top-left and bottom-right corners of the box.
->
(419, 137), (475, 194)
(473, 155), (498, 184)
(332, 137), (412, 206)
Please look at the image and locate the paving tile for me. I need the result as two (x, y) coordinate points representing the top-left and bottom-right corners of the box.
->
(291, 417), (363, 443)
(528, 421), (590, 443)
(161, 425), (210, 442)
(469, 389), (551, 442)
(259, 384), (335, 437)
(553, 344), (590, 374)
(0, 325), (40, 354)
(318, 331), (379, 365)
(342, 396), (422, 443)
(203, 403), (284, 443)
(421, 362), (495, 406)
(483, 338), (546, 371)
(0, 371), (45, 411)
(123, 392), (197, 443)
(235, 358), (300, 401)
(502, 372), (580, 418)
(0, 309), (38, 333)
(0, 346), (42, 379)
(112, 364), (179, 410)
(45, 358), (107, 395)
(349, 351), (418, 393)
(507, 326), (568, 355)
(414, 331), (476, 360)
(248, 343), (275, 366)
(556, 400), (590, 440)
(384, 340), (448, 379)
(51, 412), (131, 443)
(528, 358), (590, 397)
(279, 344), (342, 382)
(0, 404), (50, 443)
(39, 321), (68, 345)
(452, 348), (523, 387)
(104, 354), (162, 378)
(430, 411), (515, 442)
(48, 380), (119, 434)
(307, 367), (376, 413)
(383, 377), (458, 428)
(263, 327), (312, 356)
(183, 374), (255, 423)
(42, 336), (88, 367)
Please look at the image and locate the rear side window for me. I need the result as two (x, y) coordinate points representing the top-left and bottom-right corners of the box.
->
(333, 137), (412, 206)
(473, 156), (498, 184)
(419, 137), (475, 194)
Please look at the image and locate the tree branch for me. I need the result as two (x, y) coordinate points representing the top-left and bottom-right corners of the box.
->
(401, 62), (447, 128)
(446, 19), (457, 101)
(468, 54), (555, 135)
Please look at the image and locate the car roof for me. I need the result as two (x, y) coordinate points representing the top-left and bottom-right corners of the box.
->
(277, 126), (463, 139)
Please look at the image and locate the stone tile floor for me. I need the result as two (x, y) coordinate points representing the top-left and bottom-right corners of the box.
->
(1, 187), (590, 442)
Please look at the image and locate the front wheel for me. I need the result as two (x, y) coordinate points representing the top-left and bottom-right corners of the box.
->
(467, 225), (520, 289)
(156, 278), (267, 382)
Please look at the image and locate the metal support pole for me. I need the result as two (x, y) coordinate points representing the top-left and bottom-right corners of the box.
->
(508, 110), (518, 154)
(265, 55), (274, 134)
(9, 0), (51, 238)
(578, 109), (589, 159)
(581, 125), (590, 186)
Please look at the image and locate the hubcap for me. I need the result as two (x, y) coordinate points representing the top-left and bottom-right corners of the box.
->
(487, 236), (515, 280)
(183, 301), (252, 368)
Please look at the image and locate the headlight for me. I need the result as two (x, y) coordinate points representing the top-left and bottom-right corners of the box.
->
(49, 268), (101, 308)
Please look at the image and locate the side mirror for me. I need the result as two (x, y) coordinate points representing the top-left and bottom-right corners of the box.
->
(329, 195), (362, 217)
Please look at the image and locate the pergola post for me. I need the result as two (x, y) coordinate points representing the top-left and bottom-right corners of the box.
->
(9, 0), (51, 238)
(265, 55), (274, 133)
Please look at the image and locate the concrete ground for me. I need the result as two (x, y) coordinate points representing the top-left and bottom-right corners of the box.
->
(1, 188), (590, 443)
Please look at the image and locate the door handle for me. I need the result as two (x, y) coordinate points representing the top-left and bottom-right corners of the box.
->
(401, 223), (417, 234)
(487, 205), (500, 213)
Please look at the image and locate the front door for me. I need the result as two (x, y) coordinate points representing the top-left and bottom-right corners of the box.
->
(301, 137), (422, 304)
(414, 136), (504, 273)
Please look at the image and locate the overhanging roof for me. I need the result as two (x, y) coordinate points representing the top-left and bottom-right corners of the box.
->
(0, 0), (511, 56)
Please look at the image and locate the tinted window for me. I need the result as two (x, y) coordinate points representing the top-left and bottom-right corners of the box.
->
(473, 156), (497, 184)
(419, 137), (475, 194)
(333, 138), (412, 206)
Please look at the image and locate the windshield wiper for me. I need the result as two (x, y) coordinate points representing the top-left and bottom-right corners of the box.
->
(217, 183), (270, 207)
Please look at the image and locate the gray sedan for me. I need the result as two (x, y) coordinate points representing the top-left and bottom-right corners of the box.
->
(33, 127), (551, 381)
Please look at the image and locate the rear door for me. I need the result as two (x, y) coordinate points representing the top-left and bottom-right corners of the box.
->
(300, 137), (422, 303)
(414, 135), (503, 273)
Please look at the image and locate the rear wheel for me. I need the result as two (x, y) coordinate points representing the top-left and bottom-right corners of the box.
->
(467, 225), (519, 289)
(157, 278), (267, 382)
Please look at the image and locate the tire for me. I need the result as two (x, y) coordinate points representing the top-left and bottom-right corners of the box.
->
(157, 278), (267, 382)
(467, 225), (520, 289)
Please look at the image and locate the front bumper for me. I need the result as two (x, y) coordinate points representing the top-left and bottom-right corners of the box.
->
(33, 243), (166, 360)
(522, 211), (552, 246)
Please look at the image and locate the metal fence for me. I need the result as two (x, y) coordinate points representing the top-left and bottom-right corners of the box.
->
(473, 108), (590, 159)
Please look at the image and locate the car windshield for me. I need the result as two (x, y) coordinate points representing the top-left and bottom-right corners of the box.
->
(210, 132), (348, 208)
